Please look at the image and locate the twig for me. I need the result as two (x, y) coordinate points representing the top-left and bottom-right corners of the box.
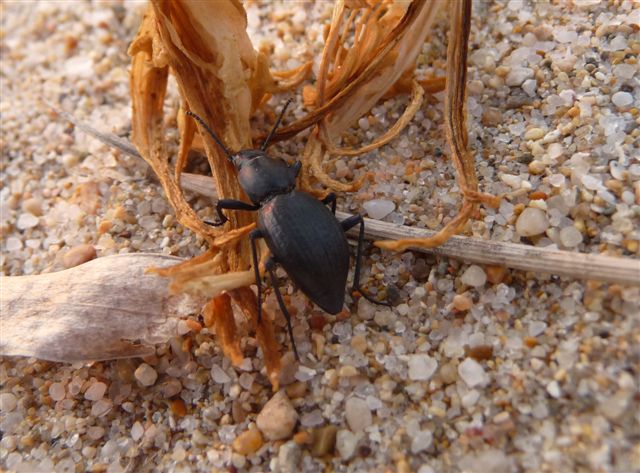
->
(53, 110), (639, 286)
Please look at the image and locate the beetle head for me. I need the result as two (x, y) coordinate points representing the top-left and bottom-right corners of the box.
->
(232, 150), (301, 205)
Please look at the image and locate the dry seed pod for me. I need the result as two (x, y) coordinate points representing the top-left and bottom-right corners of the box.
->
(0, 254), (204, 363)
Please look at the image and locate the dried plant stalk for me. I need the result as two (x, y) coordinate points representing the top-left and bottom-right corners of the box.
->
(127, 0), (310, 379)
(0, 254), (204, 362)
(377, 0), (500, 251)
(296, 1), (442, 193)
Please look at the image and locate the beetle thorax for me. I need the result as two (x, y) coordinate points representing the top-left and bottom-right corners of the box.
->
(231, 150), (298, 205)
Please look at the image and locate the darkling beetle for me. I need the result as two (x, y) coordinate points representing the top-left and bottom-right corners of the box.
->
(187, 100), (388, 359)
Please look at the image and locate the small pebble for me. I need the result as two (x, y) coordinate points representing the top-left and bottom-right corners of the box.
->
(546, 380), (561, 398)
(336, 429), (358, 460)
(16, 213), (39, 230)
(344, 397), (372, 432)
(311, 425), (337, 456)
(131, 422), (144, 441)
(63, 244), (97, 269)
(277, 441), (301, 473)
(458, 358), (489, 388)
(134, 363), (158, 387)
(22, 198), (43, 216)
(84, 381), (107, 401)
(460, 265), (487, 287)
(407, 354), (438, 381)
(0, 392), (17, 412)
(232, 429), (263, 455)
(611, 91), (632, 108)
(49, 382), (66, 401)
(559, 226), (583, 247)
(411, 430), (433, 454)
(363, 199), (395, 220)
(210, 364), (232, 384)
(505, 67), (533, 87)
(256, 391), (298, 441)
(524, 128), (545, 141)
(515, 208), (549, 236)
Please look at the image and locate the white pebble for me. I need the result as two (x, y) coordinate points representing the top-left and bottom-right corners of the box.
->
(461, 265), (487, 287)
(49, 382), (66, 401)
(458, 358), (489, 388)
(210, 364), (231, 384)
(0, 392), (17, 412)
(548, 174), (565, 187)
(554, 28), (577, 43)
(516, 208), (549, 237)
(609, 35), (627, 51)
(256, 391), (298, 441)
(134, 363), (158, 387)
(336, 429), (358, 460)
(410, 430), (433, 454)
(611, 91), (633, 108)
(363, 199), (395, 220)
(559, 226), (582, 248)
(546, 380), (561, 398)
(613, 64), (635, 80)
(505, 67), (533, 87)
(16, 213), (39, 230)
(90, 399), (112, 417)
(548, 143), (564, 160)
(522, 79), (537, 96)
(528, 321), (547, 337)
(500, 174), (522, 188)
(5, 237), (23, 251)
(344, 397), (372, 432)
(407, 354), (438, 381)
(84, 382), (107, 401)
(131, 421), (144, 441)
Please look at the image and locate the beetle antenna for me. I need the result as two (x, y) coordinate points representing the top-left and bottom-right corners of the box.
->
(185, 111), (233, 161)
(261, 98), (294, 151)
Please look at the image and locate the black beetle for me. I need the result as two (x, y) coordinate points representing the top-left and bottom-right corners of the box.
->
(187, 101), (387, 359)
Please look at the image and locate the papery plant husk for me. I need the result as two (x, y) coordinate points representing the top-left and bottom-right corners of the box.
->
(127, 0), (498, 385)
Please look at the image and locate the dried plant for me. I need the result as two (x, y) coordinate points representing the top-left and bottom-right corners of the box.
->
(2, 0), (504, 381)
(124, 0), (503, 385)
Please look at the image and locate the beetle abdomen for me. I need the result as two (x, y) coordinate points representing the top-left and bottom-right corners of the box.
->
(258, 191), (349, 314)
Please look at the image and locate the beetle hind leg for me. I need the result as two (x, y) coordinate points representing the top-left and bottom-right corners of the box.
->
(265, 257), (300, 361)
(341, 214), (392, 307)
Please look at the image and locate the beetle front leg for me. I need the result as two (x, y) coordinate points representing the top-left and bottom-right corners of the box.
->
(341, 214), (391, 307)
(265, 257), (300, 361)
(322, 193), (337, 214)
(206, 199), (259, 226)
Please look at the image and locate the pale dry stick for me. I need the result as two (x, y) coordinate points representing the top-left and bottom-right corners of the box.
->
(179, 173), (639, 286)
(52, 112), (639, 286)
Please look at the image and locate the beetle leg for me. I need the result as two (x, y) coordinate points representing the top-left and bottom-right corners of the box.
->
(249, 229), (264, 323)
(265, 257), (300, 361)
(321, 193), (337, 214)
(206, 199), (259, 226)
(341, 214), (391, 307)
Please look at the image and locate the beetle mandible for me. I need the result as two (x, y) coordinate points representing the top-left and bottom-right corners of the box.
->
(187, 100), (388, 359)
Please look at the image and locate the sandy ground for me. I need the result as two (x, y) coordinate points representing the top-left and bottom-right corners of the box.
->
(1, 1), (639, 472)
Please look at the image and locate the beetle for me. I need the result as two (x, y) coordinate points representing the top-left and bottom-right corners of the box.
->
(187, 100), (388, 359)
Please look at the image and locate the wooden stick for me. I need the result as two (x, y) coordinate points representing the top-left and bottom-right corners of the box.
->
(335, 211), (639, 286)
(51, 110), (639, 286)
